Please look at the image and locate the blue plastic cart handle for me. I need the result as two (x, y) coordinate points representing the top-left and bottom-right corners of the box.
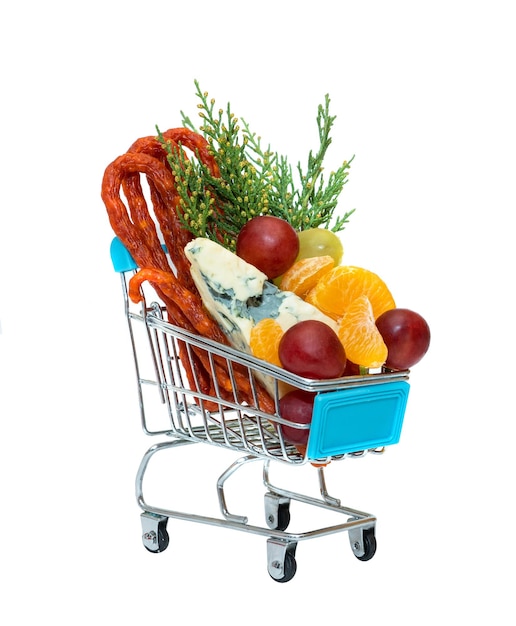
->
(109, 237), (168, 273)
(110, 237), (138, 273)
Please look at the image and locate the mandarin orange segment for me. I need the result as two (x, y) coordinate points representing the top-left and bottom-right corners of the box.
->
(305, 265), (396, 320)
(279, 255), (335, 297)
(337, 295), (388, 368)
(249, 318), (284, 367)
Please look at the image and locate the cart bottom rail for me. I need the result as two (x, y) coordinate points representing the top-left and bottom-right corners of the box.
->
(136, 438), (379, 582)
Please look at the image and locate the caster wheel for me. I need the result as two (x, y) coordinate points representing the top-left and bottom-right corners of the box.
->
(141, 513), (169, 553)
(265, 493), (291, 531)
(267, 539), (297, 583)
(270, 502), (291, 532)
(270, 550), (297, 583)
(354, 527), (377, 562)
(144, 524), (169, 553)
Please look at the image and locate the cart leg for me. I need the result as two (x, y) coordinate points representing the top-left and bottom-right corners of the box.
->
(216, 454), (262, 523)
(267, 538), (297, 583)
(316, 466), (341, 506)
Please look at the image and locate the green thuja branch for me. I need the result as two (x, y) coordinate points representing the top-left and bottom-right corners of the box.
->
(159, 80), (355, 251)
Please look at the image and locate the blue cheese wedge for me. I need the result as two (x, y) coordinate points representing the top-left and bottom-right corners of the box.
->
(184, 237), (338, 356)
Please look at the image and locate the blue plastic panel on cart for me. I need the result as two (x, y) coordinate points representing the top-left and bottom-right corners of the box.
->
(307, 380), (410, 459)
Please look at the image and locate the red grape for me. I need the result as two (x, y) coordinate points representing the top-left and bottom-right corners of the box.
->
(278, 320), (347, 379)
(343, 359), (361, 376)
(279, 389), (316, 445)
(375, 308), (431, 369)
(236, 215), (299, 279)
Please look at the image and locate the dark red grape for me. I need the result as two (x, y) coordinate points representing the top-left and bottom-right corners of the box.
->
(343, 360), (361, 376)
(278, 320), (347, 379)
(279, 389), (316, 445)
(236, 215), (299, 279)
(375, 308), (431, 369)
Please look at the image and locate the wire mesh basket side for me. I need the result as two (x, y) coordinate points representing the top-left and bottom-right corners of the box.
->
(121, 271), (307, 463)
(119, 268), (410, 465)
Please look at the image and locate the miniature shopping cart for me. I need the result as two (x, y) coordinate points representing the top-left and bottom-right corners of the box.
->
(110, 237), (410, 582)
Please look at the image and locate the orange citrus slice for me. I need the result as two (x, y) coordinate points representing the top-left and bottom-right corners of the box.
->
(249, 318), (284, 367)
(305, 265), (396, 320)
(337, 295), (388, 368)
(279, 255), (335, 297)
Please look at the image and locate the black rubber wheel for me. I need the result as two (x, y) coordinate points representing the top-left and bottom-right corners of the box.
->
(275, 503), (291, 532)
(355, 528), (377, 562)
(270, 550), (297, 583)
(144, 521), (170, 553)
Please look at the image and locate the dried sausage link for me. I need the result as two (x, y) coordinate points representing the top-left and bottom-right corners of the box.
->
(102, 151), (194, 286)
(129, 268), (275, 413)
(102, 152), (174, 272)
(102, 132), (274, 416)
(128, 268), (227, 342)
(161, 128), (220, 177)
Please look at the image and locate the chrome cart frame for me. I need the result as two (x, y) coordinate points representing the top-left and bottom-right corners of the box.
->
(111, 237), (410, 582)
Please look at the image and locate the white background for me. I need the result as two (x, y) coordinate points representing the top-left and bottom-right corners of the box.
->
(1, 0), (514, 623)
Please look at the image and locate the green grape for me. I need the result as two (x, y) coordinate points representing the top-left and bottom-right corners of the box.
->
(297, 228), (344, 265)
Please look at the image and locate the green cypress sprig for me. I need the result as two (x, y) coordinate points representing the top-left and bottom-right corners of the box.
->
(159, 80), (355, 251)
(295, 95), (355, 231)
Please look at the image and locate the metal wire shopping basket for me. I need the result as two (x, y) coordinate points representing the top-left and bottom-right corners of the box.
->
(110, 237), (411, 582)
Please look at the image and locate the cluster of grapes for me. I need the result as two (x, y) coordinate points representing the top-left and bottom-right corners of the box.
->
(236, 215), (430, 446)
